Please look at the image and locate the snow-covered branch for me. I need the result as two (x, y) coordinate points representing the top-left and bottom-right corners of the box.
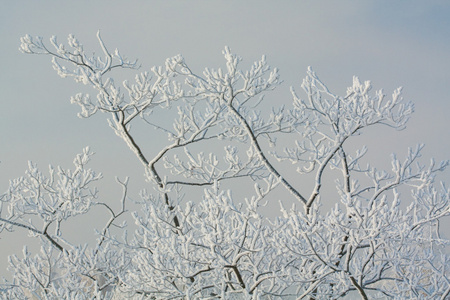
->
(1, 32), (448, 299)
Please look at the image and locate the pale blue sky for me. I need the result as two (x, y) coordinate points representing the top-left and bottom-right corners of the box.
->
(1, 0), (449, 276)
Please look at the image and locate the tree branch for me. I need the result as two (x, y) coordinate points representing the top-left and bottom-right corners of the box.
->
(0, 217), (63, 252)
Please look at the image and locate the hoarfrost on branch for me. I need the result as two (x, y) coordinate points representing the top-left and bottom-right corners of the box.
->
(0, 32), (448, 299)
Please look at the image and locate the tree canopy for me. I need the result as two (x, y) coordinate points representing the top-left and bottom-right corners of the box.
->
(0, 32), (449, 299)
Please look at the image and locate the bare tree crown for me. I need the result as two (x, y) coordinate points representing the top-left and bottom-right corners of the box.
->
(0, 32), (448, 299)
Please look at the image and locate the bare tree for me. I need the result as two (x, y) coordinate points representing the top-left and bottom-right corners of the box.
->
(0, 32), (448, 299)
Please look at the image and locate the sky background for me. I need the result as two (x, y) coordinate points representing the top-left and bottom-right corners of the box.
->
(1, 0), (449, 277)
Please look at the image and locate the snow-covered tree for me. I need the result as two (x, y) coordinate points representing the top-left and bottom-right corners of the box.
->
(1, 32), (449, 299)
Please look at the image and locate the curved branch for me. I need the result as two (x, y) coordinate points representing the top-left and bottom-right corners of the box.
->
(227, 103), (308, 205)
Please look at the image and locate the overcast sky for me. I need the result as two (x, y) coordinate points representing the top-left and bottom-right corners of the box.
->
(1, 0), (449, 276)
